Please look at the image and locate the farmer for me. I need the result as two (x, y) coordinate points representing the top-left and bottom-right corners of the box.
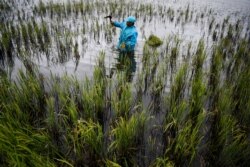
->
(111, 16), (138, 53)
(107, 16), (138, 81)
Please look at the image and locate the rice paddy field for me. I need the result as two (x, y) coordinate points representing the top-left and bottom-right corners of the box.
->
(0, 0), (250, 166)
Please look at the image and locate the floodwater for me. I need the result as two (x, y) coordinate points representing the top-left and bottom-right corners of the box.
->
(1, 0), (250, 80)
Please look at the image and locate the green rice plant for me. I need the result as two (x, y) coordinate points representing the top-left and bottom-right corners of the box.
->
(189, 40), (206, 125)
(8, 70), (47, 126)
(218, 120), (250, 166)
(21, 23), (29, 48)
(207, 85), (250, 166)
(10, 24), (17, 42)
(49, 2), (64, 18)
(163, 64), (189, 158)
(142, 43), (163, 93)
(21, 50), (32, 65)
(54, 76), (80, 123)
(150, 63), (167, 100)
(1, 30), (12, 56)
(45, 81), (69, 153)
(150, 74), (164, 112)
(150, 50), (160, 78)
(169, 37), (180, 72)
(109, 112), (148, 165)
(69, 119), (104, 166)
(42, 21), (51, 46)
(0, 80), (29, 127)
(0, 89), (58, 166)
(164, 99), (187, 144)
(0, 81), (73, 167)
(169, 63), (188, 110)
(142, 43), (150, 68)
(105, 159), (122, 167)
(46, 76), (77, 123)
(57, 39), (67, 63)
(204, 85), (233, 165)
(0, 74), (9, 100)
(227, 40), (248, 83)
(208, 44), (223, 109)
(80, 52), (107, 123)
(65, 98), (78, 125)
(165, 109), (205, 166)
(37, 0), (47, 15)
(81, 73), (106, 123)
(27, 22), (36, 46)
(46, 96), (58, 133)
(134, 70), (144, 105)
(33, 22), (45, 52)
(45, 90), (70, 159)
(203, 44), (224, 164)
(189, 74), (206, 125)
(95, 51), (106, 86)
(231, 63), (250, 127)
(192, 40), (205, 75)
(150, 156), (175, 167)
(111, 80), (132, 119)
(0, 124), (56, 167)
(93, 56), (107, 123)
(66, 1), (72, 15)
(81, 77), (97, 119)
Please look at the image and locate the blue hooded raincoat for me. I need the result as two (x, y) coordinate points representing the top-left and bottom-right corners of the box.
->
(113, 16), (138, 52)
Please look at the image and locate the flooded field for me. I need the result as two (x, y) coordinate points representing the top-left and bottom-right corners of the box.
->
(0, 0), (249, 166)
(1, 0), (249, 79)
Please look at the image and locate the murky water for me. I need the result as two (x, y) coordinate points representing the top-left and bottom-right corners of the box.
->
(1, 0), (250, 80)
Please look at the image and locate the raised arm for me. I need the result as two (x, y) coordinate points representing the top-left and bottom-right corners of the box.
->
(112, 21), (126, 29)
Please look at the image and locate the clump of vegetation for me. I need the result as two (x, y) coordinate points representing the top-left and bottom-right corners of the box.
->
(146, 35), (163, 47)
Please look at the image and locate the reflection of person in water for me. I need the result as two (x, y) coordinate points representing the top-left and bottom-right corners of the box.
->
(73, 43), (80, 72)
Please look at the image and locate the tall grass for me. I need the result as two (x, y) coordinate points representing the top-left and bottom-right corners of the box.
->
(109, 111), (148, 166)
(0, 36), (249, 166)
(69, 119), (104, 166)
(189, 40), (206, 125)
(160, 59), (206, 166)
(111, 73), (133, 119)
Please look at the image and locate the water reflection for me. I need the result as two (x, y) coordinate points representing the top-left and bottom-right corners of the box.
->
(73, 43), (80, 71)
(109, 51), (136, 82)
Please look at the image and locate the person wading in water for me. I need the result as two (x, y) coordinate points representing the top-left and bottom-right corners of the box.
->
(108, 16), (138, 81)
